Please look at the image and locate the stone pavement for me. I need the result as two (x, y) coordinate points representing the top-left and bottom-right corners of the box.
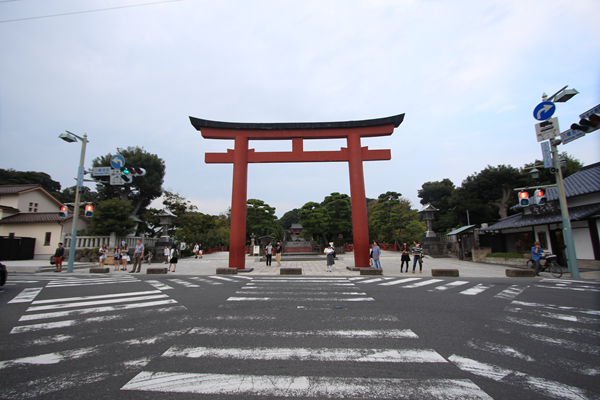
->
(5, 251), (599, 280)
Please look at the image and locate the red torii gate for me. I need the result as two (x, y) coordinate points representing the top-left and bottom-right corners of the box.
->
(189, 114), (404, 270)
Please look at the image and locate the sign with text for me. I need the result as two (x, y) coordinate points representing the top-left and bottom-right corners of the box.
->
(535, 117), (559, 142)
(541, 141), (552, 168)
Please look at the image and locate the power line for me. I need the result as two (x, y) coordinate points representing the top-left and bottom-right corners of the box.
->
(0, 0), (186, 23)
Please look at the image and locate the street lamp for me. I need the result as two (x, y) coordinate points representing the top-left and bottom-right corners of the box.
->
(538, 87), (580, 278)
(59, 130), (89, 273)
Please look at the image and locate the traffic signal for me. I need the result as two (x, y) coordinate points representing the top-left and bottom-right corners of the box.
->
(128, 167), (146, 177)
(518, 191), (530, 207)
(571, 113), (600, 133)
(59, 206), (68, 218)
(84, 205), (94, 218)
(532, 189), (547, 205)
(120, 167), (133, 183)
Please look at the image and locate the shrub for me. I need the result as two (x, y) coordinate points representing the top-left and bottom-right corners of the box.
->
(486, 253), (525, 259)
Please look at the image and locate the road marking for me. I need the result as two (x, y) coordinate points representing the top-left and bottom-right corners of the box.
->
(0, 346), (96, 369)
(495, 285), (528, 300)
(188, 327), (419, 339)
(234, 291), (367, 296)
(449, 354), (597, 400)
(162, 346), (447, 363)
(401, 279), (444, 288)
(356, 278), (385, 284)
(146, 280), (174, 290)
(31, 290), (162, 304)
(505, 307), (600, 325)
(26, 294), (169, 312)
(208, 276), (236, 282)
(188, 277), (223, 285)
(227, 296), (375, 302)
(459, 284), (494, 296)
(19, 299), (179, 321)
(8, 287), (43, 303)
(510, 300), (600, 316)
(505, 316), (600, 339)
(466, 340), (535, 362)
(429, 281), (469, 292)
(379, 278), (422, 286)
(167, 279), (200, 288)
(121, 372), (492, 399)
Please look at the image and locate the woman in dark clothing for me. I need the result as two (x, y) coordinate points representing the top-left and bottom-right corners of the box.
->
(400, 242), (411, 273)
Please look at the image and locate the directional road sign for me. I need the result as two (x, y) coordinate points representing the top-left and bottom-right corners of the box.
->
(92, 166), (111, 176)
(540, 141), (552, 168)
(579, 103), (600, 120)
(535, 117), (560, 142)
(560, 129), (585, 145)
(533, 101), (556, 121)
(110, 155), (125, 169)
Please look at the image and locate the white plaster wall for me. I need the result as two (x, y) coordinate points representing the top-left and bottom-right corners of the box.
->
(17, 191), (61, 213)
(0, 222), (64, 258)
(0, 194), (19, 208)
(573, 227), (594, 260)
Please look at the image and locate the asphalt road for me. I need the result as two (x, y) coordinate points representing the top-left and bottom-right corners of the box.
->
(0, 274), (599, 399)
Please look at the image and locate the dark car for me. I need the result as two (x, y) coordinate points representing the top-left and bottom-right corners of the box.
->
(0, 263), (6, 286)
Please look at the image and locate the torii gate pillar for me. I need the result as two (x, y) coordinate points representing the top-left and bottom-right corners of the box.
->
(190, 114), (404, 270)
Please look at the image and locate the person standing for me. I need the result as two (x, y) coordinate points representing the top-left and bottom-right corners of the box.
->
(193, 243), (199, 259)
(411, 239), (424, 274)
(146, 250), (153, 265)
(198, 243), (203, 258)
(400, 242), (411, 273)
(98, 243), (108, 269)
(372, 241), (381, 269)
(131, 239), (144, 273)
(53, 242), (65, 273)
(163, 246), (170, 264)
(275, 241), (283, 267)
(113, 245), (120, 271)
(120, 242), (129, 271)
(324, 242), (335, 272)
(168, 244), (178, 272)
(531, 241), (544, 276)
(264, 242), (273, 266)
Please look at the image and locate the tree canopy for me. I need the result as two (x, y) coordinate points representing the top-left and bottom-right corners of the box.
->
(298, 192), (352, 245)
(246, 199), (284, 241)
(369, 192), (424, 245)
(88, 198), (137, 236)
(92, 146), (165, 216)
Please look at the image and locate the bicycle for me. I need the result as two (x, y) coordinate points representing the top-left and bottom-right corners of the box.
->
(526, 253), (562, 278)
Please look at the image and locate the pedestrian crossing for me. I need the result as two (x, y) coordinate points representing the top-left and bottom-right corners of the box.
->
(448, 298), (600, 399)
(226, 277), (375, 303)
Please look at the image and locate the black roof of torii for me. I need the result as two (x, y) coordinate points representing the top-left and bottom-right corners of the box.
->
(189, 113), (405, 131)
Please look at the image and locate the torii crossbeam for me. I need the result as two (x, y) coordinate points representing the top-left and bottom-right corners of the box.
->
(190, 114), (404, 270)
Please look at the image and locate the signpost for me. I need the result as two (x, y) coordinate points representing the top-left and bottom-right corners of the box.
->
(110, 155), (125, 169)
(535, 117), (560, 142)
(76, 166), (85, 187)
(540, 141), (552, 168)
(92, 166), (111, 176)
(533, 101), (556, 121)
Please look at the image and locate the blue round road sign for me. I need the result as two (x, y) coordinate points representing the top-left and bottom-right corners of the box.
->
(533, 101), (556, 121)
(110, 155), (125, 169)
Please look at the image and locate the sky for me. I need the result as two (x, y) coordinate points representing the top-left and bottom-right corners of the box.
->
(1, 0), (599, 219)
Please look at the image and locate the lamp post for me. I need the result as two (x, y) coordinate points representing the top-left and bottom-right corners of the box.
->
(536, 86), (580, 278)
(59, 131), (88, 273)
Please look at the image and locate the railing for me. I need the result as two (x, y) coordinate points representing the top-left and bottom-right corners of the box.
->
(64, 236), (159, 250)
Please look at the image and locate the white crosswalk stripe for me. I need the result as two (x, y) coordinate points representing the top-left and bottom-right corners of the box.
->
(189, 277), (223, 285)
(167, 279), (200, 288)
(459, 284), (494, 296)
(44, 275), (139, 288)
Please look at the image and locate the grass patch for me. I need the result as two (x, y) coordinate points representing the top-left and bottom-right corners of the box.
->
(486, 252), (525, 259)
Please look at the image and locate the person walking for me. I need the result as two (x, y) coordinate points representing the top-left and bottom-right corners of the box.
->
(324, 242), (335, 272)
(113, 245), (120, 271)
(98, 243), (108, 269)
(53, 242), (65, 273)
(145, 250), (153, 265)
(198, 243), (203, 258)
(130, 239), (144, 273)
(531, 241), (544, 276)
(372, 241), (381, 269)
(275, 241), (283, 267)
(163, 246), (170, 264)
(411, 239), (424, 274)
(168, 244), (178, 272)
(120, 242), (129, 271)
(193, 243), (199, 259)
(264, 242), (274, 266)
(400, 242), (411, 273)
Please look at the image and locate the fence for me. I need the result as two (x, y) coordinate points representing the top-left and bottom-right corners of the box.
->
(64, 235), (159, 250)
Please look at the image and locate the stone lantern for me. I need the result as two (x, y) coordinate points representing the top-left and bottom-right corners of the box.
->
(158, 209), (176, 240)
(418, 203), (439, 238)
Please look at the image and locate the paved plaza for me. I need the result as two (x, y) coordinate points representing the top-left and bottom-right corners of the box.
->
(4, 251), (600, 280)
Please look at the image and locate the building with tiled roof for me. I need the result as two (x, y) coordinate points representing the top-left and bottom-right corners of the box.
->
(481, 162), (600, 269)
(0, 184), (89, 260)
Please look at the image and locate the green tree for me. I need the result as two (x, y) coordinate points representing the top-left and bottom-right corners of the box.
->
(298, 193), (353, 245)
(89, 198), (137, 236)
(278, 208), (299, 230)
(92, 146), (165, 216)
(370, 193), (424, 245)
(0, 168), (62, 198)
(523, 152), (583, 185)
(246, 199), (284, 241)
(418, 179), (457, 232)
(298, 201), (330, 244)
